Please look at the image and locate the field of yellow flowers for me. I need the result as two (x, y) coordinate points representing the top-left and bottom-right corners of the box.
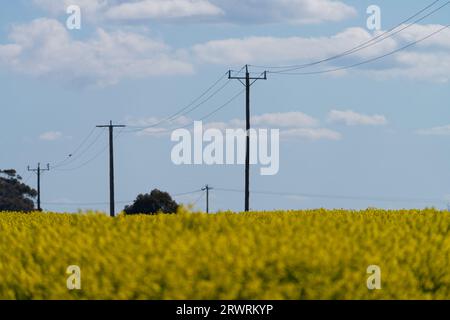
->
(0, 209), (450, 300)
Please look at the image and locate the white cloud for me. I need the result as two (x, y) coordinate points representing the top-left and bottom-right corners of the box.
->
(210, 0), (356, 24)
(192, 27), (396, 65)
(395, 24), (450, 49)
(106, 0), (224, 20)
(252, 112), (319, 128)
(0, 44), (21, 64)
(282, 128), (342, 140)
(192, 24), (450, 82)
(0, 18), (193, 86)
(34, 0), (356, 24)
(369, 51), (450, 83)
(4, 16), (449, 85)
(417, 125), (450, 136)
(39, 131), (63, 141)
(327, 110), (387, 126)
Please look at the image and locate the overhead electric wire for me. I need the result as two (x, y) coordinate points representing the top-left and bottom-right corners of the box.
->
(55, 128), (126, 172)
(125, 72), (231, 133)
(190, 193), (205, 207)
(51, 128), (105, 170)
(42, 187), (446, 208)
(46, 72), (235, 171)
(249, 0), (445, 72)
(54, 86), (243, 173)
(195, 89), (245, 123)
(164, 88), (244, 132)
(270, 0), (450, 74)
(42, 200), (133, 206)
(125, 81), (231, 133)
(130, 88), (245, 135)
(55, 143), (108, 172)
(40, 0), (449, 174)
(24, 1), (450, 211)
(21, 172), (34, 184)
(41, 189), (204, 206)
(45, 71), (235, 171)
(270, 24), (450, 76)
(172, 189), (204, 197)
(214, 188), (446, 204)
(50, 127), (98, 169)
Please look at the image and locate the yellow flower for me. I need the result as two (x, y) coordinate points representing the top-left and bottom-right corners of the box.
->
(0, 210), (449, 299)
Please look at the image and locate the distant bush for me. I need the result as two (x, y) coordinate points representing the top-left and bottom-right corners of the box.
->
(124, 189), (179, 215)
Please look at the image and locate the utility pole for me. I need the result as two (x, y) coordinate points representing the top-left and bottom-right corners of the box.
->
(27, 163), (50, 211)
(96, 121), (126, 217)
(229, 65), (267, 212)
(201, 185), (213, 213)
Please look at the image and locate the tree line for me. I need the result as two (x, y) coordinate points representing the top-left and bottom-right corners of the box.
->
(0, 168), (179, 214)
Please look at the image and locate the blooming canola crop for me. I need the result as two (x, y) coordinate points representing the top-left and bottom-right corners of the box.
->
(0, 209), (449, 300)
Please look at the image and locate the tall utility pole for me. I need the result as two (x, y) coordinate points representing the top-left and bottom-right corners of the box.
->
(27, 163), (50, 211)
(229, 65), (267, 212)
(201, 185), (213, 213)
(96, 121), (126, 217)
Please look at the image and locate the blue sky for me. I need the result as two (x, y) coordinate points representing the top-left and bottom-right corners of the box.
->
(1, 0), (450, 213)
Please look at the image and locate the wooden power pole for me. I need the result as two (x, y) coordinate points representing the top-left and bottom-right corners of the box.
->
(96, 121), (126, 217)
(229, 65), (267, 212)
(27, 163), (50, 211)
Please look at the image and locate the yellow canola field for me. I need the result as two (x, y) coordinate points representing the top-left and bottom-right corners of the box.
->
(0, 209), (450, 300)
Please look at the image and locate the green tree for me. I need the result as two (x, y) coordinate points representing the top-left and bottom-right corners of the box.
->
(0, 169), (37, 212)
(124, 189), (179, 215)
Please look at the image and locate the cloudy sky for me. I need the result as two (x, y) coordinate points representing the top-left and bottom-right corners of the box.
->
(1, 0), (450, 212)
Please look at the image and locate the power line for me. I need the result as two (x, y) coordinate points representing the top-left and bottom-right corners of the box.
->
(41, 189), (204, 207)
(42, 200), (133, 207)
(41, 187), (446, 209)
(214, 188), (446, 205)
(52, 128), (105, 170)
(125, 72), (231, 133)
(21, 172), (34, 184)
(21, 3), (450, 213)
(54, 128), (128, 172)
(51, 127), (98, 169)
(271, 24), (450, 76)
(44, 72), (234, 172)
(250, 0), (447, 72)
(191, 193), (205, 209)
(44, 72), (232, 171)
(127, 88), (245, 136)
(195, 89), (245, 123)
(54, 142), (108, 172)
(271, 0), (450, 74)
(46, 72), (242, 172)
(173, 190), (204, 197)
